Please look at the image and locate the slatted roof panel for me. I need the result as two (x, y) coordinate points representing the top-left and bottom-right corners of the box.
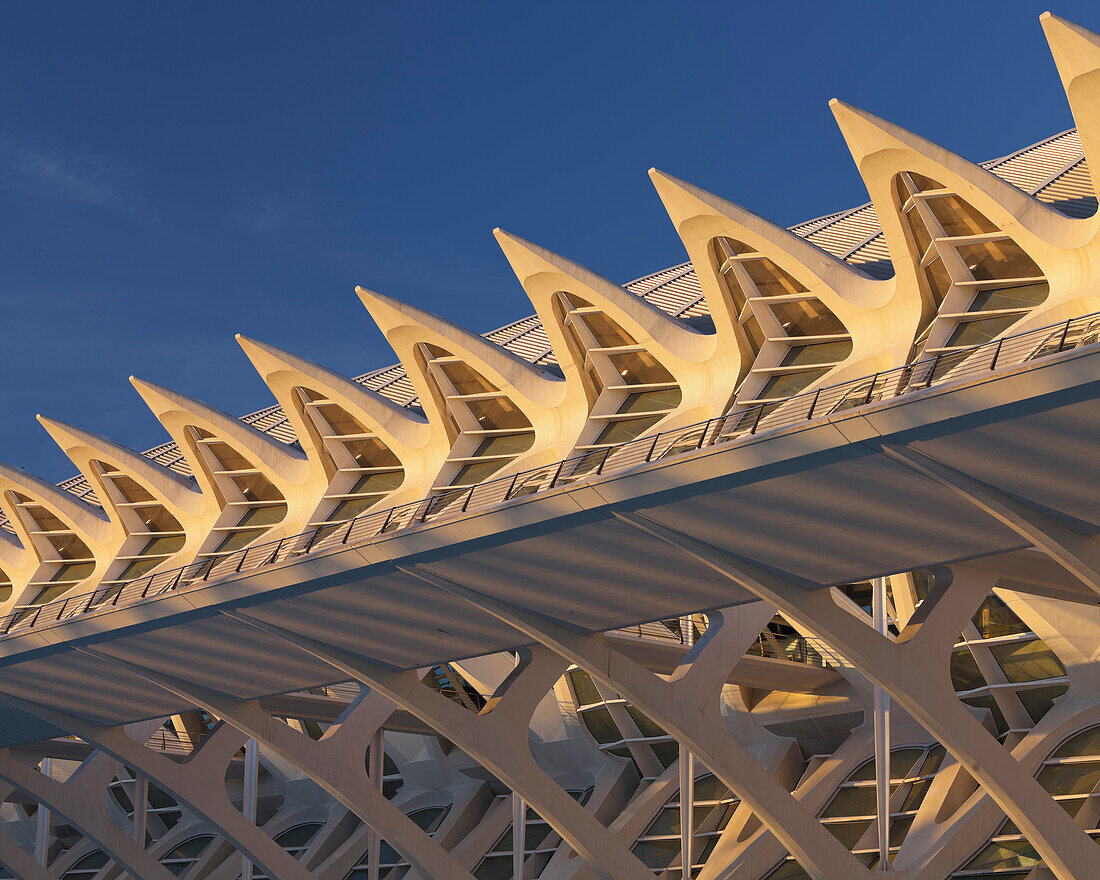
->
(3, 128), (1092, 532)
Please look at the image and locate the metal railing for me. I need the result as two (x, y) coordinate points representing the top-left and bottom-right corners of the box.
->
(4, 310), (1098, 639)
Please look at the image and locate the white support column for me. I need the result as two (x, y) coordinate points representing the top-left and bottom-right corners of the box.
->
(872, 576), (891, 872)
(242, 737), (258, 880)
(368, 726), (383, 880)
(132, 773), (148, 846)
(34, 757), (50, 867)
(679, 614), (694, 880)
(513, 792), (526, 880)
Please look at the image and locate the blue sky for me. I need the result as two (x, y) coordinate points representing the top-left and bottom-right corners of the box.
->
(1, 1), (1095, 480)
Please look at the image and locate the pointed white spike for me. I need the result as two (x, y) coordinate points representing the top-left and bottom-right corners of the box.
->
(128, 376), (310, 486)
(36, 415), (204, 518)
(1041, 12), (1100, 187)
(355, 287), (564, 409)
(829, 99), (1078, 243)
(0, 460), (113, 546)
(493, 228), (709, 362)
(649, 167), (885, 308)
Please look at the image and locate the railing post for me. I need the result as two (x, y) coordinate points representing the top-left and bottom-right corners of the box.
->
(925, 354), (942, 387)
(55, 599), (67, 621)
(596, 446), (613, 474)
(504, 473), (520, 501)
(749, 404), (765, 435)
(1058, 318), (1073, 351)
(864, 373), (879, 405)
(461, 486), (474, 513)
(140, 577), (153, 599)
(989, 337), (1005, 371)
(645, 434), (661, 462)
(234, 546), (250, 573)
(548, 459), (566, 489)
(695, 422), (708, 449)
(380, 506), (395, 534)
(341, 520), (356, 545)
(806, 388), (822, 420)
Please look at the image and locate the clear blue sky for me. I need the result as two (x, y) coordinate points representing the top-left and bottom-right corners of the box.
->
(1, 1), (1095, 480)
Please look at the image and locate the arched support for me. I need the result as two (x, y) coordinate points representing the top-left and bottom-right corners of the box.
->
(0, 690), (318, 880)
(0, 784), (53, 880)
(0, 748), (178, 880)
(68, 652), (478, 880)
(224, 612), (658, 880)
(392, 565), (873, 880)
(881, 444), (1100, 596)
(614, 510), (1100, 880)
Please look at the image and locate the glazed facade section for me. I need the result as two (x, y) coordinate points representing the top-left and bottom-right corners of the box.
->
(4, 10), (1100, 880)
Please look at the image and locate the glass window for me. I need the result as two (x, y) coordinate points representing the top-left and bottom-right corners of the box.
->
(580, 707), (621, 744)
(945, 315), (1020, 348)
(341, 438), (402, 469)
(971, 595), (1030, 639)
(754, 369), (830, 401)
(568, 668), (602, 706)
(617, 388), (681, 414)
(436, 361), (498, 396)
(959, 840), (1041, 872)
(990, 640), (1065, 683)
(780, 341), (852, 367)
(961, 694), (1008, 735)
(924, 195), (999, 237)
(823, 819), (871, 848)
(464, 397), (532, 431)
(160, 835), (214, 875)
(908, 172), (945, 192)
(904, 206), (933, 259)
(606, 350), (676, 385)
(474, 433), (536, 458)
(448, 459), (508, 488)
(1052, 726), (1100, 760)
(821, 786), (877, 818)
(767, 299), (845, 338)
(742, 258), (808, 297)
(62, 851), (109, 879)
(593, 415), (663, 446)
(576, 311), (637, 349)
(955, 240), (1042, 281)
(950, 648), (986, 692)
(1036, 761), (1100, 796)
(923, 257), (952, 305)
(968, 282), (1049, 312)
(625, 705), (667, 738)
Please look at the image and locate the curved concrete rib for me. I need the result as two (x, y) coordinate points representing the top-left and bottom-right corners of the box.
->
(0, 463), (114, 609)
(1041, 12), (1100, 199)
(0, 747), (177, 880)
(67, 652), (478, 880)
(225, 613), (658, 880)
(129, 376), (311, 491)
(236, 334), (445, 506)
(0, 687), (319, 880)
(615, 511), (1100, 880)
(829, 99), (1083, 250)
(0, 785), (52, 880)
(394, 565), (873, 880)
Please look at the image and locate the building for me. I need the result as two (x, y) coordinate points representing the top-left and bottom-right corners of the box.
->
(0, 10), (1100, 880)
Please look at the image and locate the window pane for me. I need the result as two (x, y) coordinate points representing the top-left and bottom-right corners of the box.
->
(923, 257), (952, 305)
(1037, 761), (1100, 796)
(768, 300), (845, 338)
(580, 707), (621, 744)
(823, 818), (871, 848)
(904, 206), (932, 259)
(971, 595), (1030, 639)
(617, 388), (682, 414)
(969, 282), (1049, 312)
(568, 668), (602, 706)
(780, 341), (853, 367)
(821, 786), (877, 818)
(990, 640), (1065, 683)
(465, 397), (531, 431)
(924, 195), (999, 237)
(1052, 726), (1100, 760)
(742, 258), (808, 297)
(1018, 683), (1068, 724)
(606, 351), (676, 385)
(754, 369), (830, 401)
(945, 314), (1019, 347)
(950, 649), (986, 692)
(475, 433), (535, 457)
(594, 415), (662, 445)
(955, 240), (1042, 281)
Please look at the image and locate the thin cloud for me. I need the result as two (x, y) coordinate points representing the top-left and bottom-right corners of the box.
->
(0, 136), (132, 207)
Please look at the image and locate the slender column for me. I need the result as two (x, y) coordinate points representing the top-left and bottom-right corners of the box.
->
(241, 738), (258, 880)
(368, 727), (383, 880)
(679, 615), (694, 880)
(132, 773), (148, 846)
(0, 784), (53, 880)
(513, 793), (526, 880)
(34, 758), (49, 868)
(872, 576), (890, 872)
